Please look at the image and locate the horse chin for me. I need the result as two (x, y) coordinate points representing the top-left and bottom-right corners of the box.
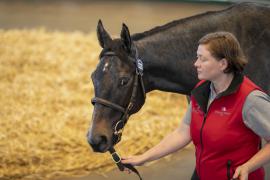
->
(91, 142), (111, 153)
(99, 144), (110, 153)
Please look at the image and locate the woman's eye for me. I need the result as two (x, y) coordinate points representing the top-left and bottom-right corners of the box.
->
(120, 77), (129, 86)
(201, 58), (207, 62)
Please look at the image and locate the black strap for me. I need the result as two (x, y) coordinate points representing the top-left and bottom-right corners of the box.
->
(91, 97), (125, 113)
(227, 160), (232, 180)
(109, 147), (142, 180)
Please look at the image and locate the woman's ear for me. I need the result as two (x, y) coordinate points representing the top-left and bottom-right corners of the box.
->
(220, 58), (229, 71)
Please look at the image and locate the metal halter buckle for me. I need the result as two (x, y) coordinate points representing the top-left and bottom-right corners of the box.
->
(111, 151), (121, 163)
(136, 58), (143, 75)
(114, 120), (124, 135)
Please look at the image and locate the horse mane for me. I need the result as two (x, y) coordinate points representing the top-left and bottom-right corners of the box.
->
(131, 3), (253, 41)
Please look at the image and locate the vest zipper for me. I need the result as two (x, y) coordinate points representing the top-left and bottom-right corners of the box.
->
(198, 100), (213, 178)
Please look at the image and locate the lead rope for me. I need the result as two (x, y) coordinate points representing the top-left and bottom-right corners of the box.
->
(109, 147), (143, 180)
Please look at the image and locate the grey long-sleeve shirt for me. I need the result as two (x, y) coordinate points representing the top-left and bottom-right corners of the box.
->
(183, 84), (270, 141)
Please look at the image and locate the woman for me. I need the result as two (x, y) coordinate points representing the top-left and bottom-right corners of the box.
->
(121, 32), (270, 180)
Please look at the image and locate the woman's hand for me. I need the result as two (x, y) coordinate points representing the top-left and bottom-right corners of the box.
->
(121, 154), (147, 166)
(121, 154), (147, 174)
(232, 164), (250, 180)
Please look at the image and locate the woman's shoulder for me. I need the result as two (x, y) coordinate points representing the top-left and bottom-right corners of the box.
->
(243, 90), (270, 140)
(246, 90), (270, 104)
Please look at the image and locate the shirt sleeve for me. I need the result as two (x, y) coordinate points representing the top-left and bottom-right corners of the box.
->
(183, 102), (192, 125)
(243, 90), (270, 141)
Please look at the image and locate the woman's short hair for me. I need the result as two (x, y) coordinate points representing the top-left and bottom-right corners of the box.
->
(198, 32), (247, 74)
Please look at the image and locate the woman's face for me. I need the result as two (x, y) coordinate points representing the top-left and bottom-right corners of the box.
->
(194, 44), (227, 81)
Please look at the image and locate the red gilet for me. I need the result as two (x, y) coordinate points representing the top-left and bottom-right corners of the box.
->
(190, 75), (264, 180)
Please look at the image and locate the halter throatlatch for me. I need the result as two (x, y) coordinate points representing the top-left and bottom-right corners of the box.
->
(91, 45), (145, 180)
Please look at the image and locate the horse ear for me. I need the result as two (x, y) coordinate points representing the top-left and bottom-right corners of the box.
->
(121, 23), (132, 53)
(97, 20), (112, 48)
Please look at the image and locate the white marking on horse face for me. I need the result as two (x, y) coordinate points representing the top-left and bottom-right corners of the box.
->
(103, 62), (109, 72)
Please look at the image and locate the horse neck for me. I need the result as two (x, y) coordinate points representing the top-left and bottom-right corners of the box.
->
(133, 24), (206, 95)
(134, 38), (197, 95)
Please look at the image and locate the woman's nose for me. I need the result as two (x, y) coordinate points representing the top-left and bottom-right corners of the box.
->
(194, 59), (199, 67)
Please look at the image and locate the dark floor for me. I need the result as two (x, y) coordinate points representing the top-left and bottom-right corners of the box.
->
(57, 146), (270, 180)
(57, 147), (196, 180)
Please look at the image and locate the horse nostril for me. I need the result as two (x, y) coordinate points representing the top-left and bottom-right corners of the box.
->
(97, 135), (108, 145)
(87, 134), (109, 152)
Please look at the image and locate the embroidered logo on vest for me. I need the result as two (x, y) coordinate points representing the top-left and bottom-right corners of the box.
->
(214, 106), (231, 116)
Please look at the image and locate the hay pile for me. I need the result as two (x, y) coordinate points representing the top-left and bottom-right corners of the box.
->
(0, 29), (187, 180)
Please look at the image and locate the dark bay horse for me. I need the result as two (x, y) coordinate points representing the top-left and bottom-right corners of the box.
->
(88, 2), (270, 153)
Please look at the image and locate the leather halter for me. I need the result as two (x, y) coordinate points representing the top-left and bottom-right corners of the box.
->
(91, 48), (146, 144)
(91, 47), (145, 180)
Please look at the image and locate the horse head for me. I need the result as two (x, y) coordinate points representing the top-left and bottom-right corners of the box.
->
(87, 20), (146, 153)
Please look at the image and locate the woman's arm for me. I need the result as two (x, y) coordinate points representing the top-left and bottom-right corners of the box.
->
(121, 120), (191, 166)
(233, 90), (270, 179)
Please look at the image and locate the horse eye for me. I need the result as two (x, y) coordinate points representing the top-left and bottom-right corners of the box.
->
(120, 77), (129, 86)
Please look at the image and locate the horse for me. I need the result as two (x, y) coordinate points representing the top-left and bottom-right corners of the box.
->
(87, 2), (270, 153)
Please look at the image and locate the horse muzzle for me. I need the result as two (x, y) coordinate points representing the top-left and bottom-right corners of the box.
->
(87, 131), (111, 153)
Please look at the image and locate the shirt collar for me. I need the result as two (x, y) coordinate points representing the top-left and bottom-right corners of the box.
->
(191, 73), (244, 113)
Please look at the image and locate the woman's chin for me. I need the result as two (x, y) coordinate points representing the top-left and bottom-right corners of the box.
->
(197, 75), (203, 80)
(197, 75), (207, 81)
